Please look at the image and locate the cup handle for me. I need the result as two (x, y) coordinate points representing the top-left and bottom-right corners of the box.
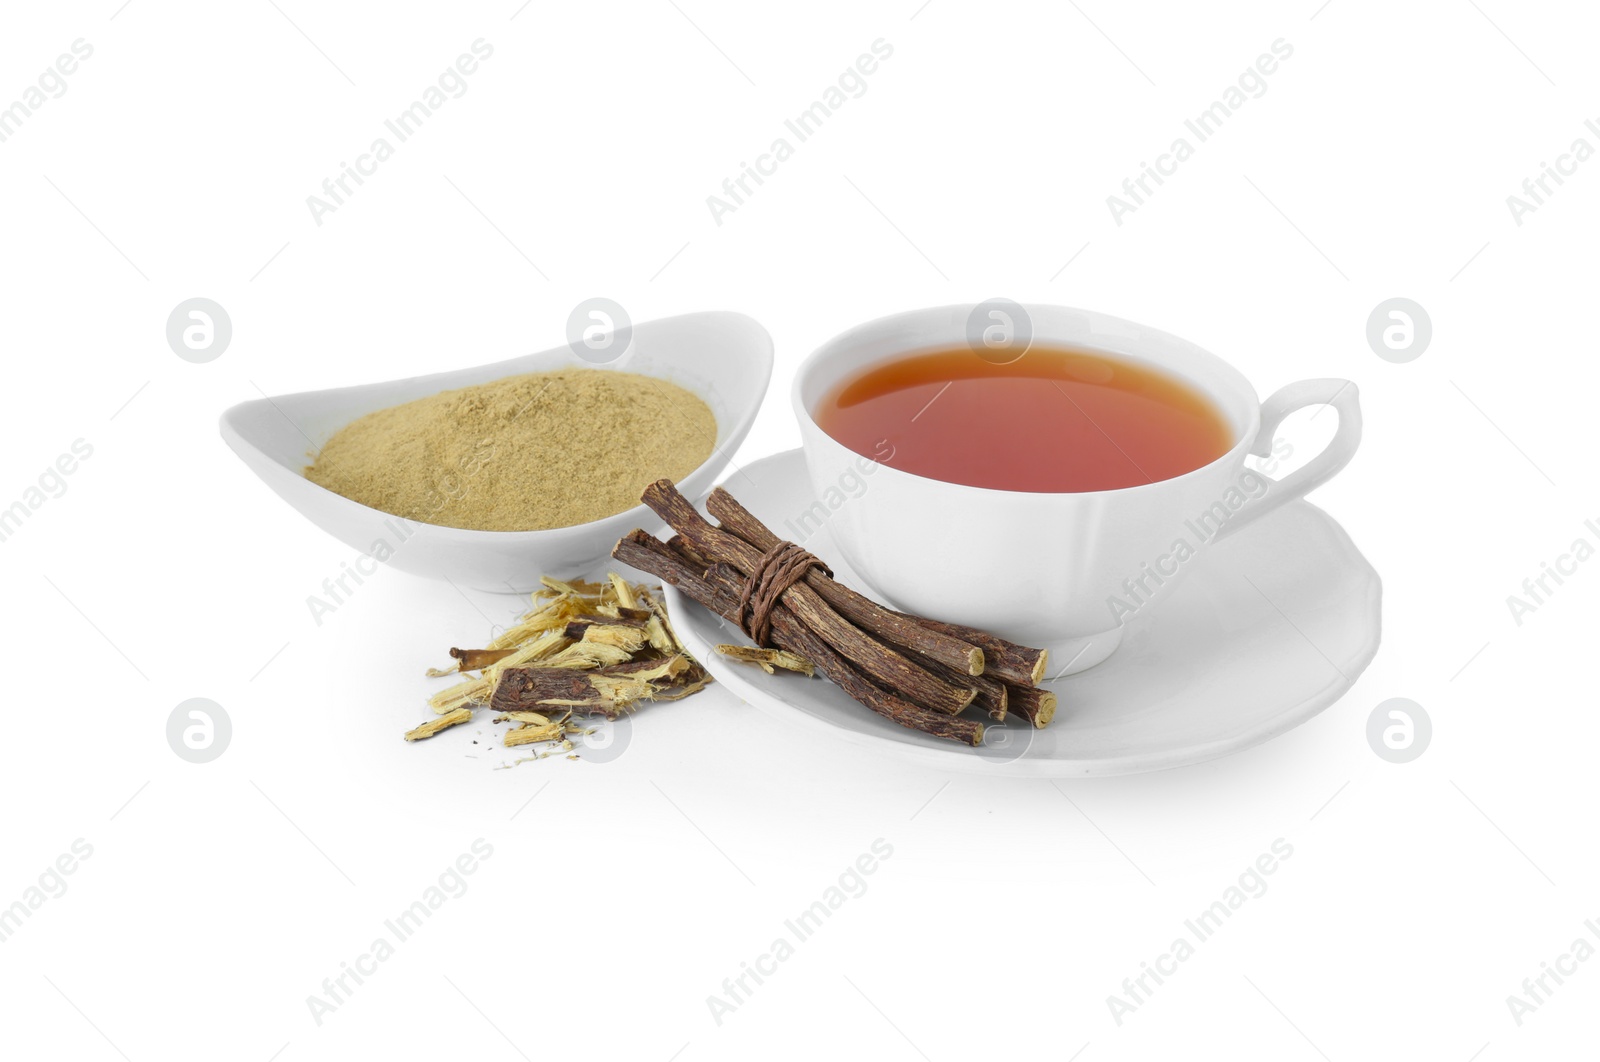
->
(1212, 378), (1362, 541)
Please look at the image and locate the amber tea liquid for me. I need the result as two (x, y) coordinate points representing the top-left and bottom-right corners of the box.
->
(816, 346), (1234, 493)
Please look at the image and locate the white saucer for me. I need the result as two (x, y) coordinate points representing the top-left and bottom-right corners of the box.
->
(664, 449), (1382, 777)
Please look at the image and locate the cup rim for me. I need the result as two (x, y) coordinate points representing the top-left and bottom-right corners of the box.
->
(791, 303), (1264, 501)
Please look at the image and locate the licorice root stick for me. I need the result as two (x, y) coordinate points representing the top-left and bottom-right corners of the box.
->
(613, 531), (985, 746)
(704, 487), (985, 676)
(640, 481), (976, 717)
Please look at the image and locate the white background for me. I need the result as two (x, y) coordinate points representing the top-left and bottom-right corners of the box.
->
(1, 1), (1595, 1058)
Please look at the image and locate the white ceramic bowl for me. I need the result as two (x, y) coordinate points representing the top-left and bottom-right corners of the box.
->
(220, 310), (773, 591)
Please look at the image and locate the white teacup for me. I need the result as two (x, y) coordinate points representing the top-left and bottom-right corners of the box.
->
(791, 304), (1362, 675)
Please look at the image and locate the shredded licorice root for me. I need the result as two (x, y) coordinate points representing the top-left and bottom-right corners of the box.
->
(715, 644), (815, 676)
(404, 574), (711, 759)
